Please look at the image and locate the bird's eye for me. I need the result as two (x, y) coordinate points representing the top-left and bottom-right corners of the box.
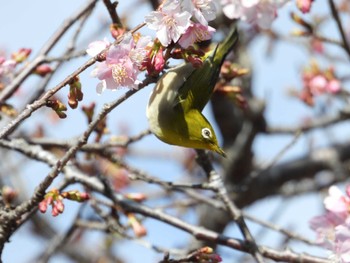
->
(202, 128), (212, 139)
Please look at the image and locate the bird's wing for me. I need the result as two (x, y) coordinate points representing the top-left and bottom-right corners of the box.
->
(175, 57), (219, 112)
(176, 27), (239, 112)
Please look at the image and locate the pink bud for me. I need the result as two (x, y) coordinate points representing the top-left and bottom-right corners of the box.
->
(128, 214), (147, 237)
(2, 186), (18, 204)
(124, 193), (147, 202)
(297, 0), (314, 13)
(55, 199), (65, 213)
(34, 64), (52, 77)
(326, 79), (341, 94)
(153, 47), (165, 72)
(79, 192), (90, 201)
(39, 200), (48, 213)
(311, 39), (324, 54)
(51, 206), (59, 217)
(11, 48), (31, 63)
(187, 55), (203, 68)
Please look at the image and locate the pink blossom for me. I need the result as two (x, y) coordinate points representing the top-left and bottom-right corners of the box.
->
(88, 34), (150, 93)
(182, 0), (217, 25)
(11, 48), (31, 63)
(309, 212), (347, 247)
(308, 75), (327, 95)
(326, 79), (341, 94)
(86, 38), (111, 56)
(310, 185), (350, 261)
(178, 22), (216, 48)
(92, 55), (140, 93)
(142, 43), (166, 77)
(0, 58), (16, 86)
(153, 48), (165, 73)
(0, 58), (16, 76)
(330, 225), (350, 262)
(324, 186), (350, 214)
(145, 1), (191, 46)
(221, 0), (246, 20)
(300, 62), (342, 102)
(221, 0), (288, 29)
(296, 0), (313, 13)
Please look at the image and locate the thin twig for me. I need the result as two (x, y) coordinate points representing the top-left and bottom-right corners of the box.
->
(328, 0), (350, 59)
(0, 0), (99, 103)
(0, 22), (146, 140)
(195, 150), (265, 263)
(266, 109), (350, 135)
(25, 129), (151, 151)
(102, 0), (123, 26)
(115, 194), (330, 263)
(13, 78), (153, 216)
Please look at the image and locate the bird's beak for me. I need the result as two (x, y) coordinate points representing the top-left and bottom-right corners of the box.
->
(215, 146), (227, 158)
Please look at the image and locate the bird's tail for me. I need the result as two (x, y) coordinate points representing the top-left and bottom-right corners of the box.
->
(212, 26), (239, 66)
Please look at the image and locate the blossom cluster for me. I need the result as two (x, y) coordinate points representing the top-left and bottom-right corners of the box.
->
(39, 188), (90, 217)
(310, 185), (350, 262)
(88, 0), (290, 92)
(0, 48), (32, 90)
(0, 56), (16, 90)
(86, 34), (151, 93)
(298, 61), (341, 106)
(220, 0), (290, 29)
(0, 48), (53, 91)
(145, 0), (216, 47)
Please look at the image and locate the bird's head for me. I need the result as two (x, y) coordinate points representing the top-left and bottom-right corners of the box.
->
(184, 110), (226, 157)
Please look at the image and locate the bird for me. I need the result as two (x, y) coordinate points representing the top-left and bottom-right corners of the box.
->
(146, 27), (238, 157)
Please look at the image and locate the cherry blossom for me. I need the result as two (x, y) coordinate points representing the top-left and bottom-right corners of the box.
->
(181, 0), (217, 25)
(221, 0), (289, 29)
(178, 22), (216, 48)
(308, 75), (328, 95)
(145, 1), (191, 47)
(298, 61), (342, 105)
(325, 186), (350, 214)
(88, 34), (150, 93)
(332, 224), (350, 263)
(0, 57), (16, 87)
(310, 185), (350, 261)
(142, 44), (166, 76)
(309, 212), (347, 247)
(86, 38), (111, 56)
(326, 79), (341, 94)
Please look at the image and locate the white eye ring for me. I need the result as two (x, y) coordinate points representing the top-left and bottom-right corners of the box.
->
(202, 128), (212, 139)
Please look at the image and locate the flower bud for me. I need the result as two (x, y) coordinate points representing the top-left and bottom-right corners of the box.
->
(124, 193), (147, 202)
(46, 99), (67, 119)
(297, 0), (314, 14)
(110, 24), (126, 40)
(34, 64), (52, 77)
(128, 213), (147, 237)
(82, 102), (95, 123)
(68, 76), (83, 109)
(11, 48), (31, 63)
(2, 186), (18, 205)
(187, 55), (203, 68)
(39, 200), (48, 213)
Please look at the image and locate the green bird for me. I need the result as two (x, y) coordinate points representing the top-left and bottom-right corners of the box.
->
(147, 27), (238, 156)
